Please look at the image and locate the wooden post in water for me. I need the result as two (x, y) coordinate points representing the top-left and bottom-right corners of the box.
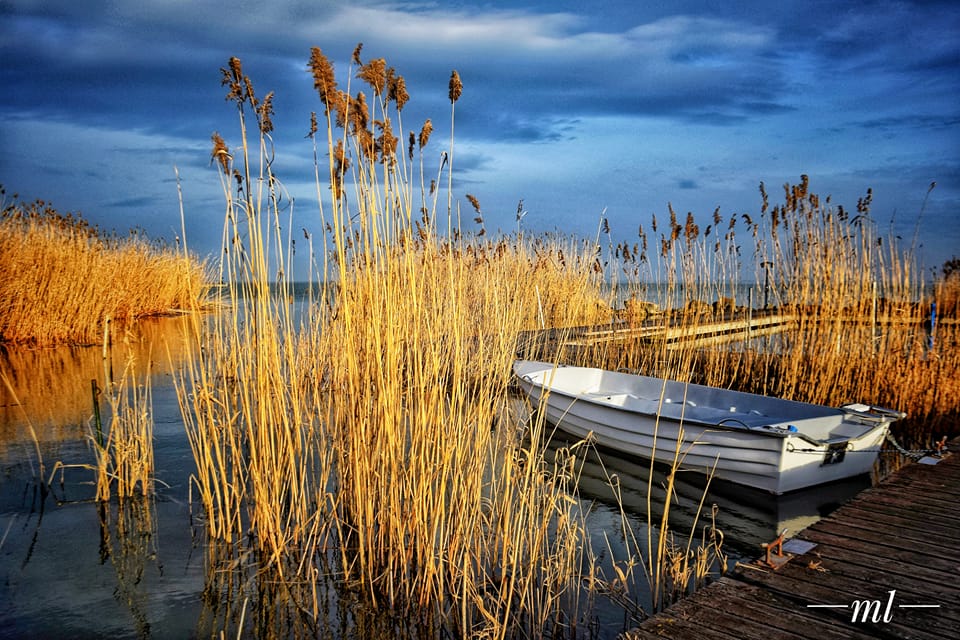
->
(929, 301), (937, 350)
(761, 261), (773, 309)
(91, 379), (103, 448)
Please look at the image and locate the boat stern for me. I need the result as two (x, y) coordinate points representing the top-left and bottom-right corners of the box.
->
(774, 410), (901, 494)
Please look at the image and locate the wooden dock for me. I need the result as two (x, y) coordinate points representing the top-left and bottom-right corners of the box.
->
(518, 310), (798, 360)
(519, 307), (939, 362)
(623, 441), (960, 640)
(564, 311), (797, 350)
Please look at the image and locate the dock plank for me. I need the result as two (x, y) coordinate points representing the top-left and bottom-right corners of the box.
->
(736, 558), (955, 637)
(821, 504), (960, 543)
(734, 568), (955, 640)
(755, 547), (960, 616)
(626, 444), (960, 639)
(806, 518), (960, 560)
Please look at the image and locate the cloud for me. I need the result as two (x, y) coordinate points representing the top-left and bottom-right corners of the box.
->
(1, 0), (958, 271)
(104, 196), (158, 209)
(853, 114), (960, 133)
(0, 3), (795, 142)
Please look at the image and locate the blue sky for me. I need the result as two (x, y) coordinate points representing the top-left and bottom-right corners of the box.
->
(2, 0), (958, 278)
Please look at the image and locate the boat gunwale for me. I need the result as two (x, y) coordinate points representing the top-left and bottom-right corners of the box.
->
(522, 382), (793, 439)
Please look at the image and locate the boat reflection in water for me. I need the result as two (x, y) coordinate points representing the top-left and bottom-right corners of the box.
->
(547, 434), (873, 555)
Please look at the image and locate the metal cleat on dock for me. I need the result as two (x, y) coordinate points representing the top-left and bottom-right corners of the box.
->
(935, 436), (949, 456)
(758, 529), (792, 569)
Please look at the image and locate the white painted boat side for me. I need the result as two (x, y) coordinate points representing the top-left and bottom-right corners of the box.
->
(514, 360), (899, 494)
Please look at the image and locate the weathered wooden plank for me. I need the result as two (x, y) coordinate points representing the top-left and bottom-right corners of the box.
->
(841, 492), (960, 524)
(823, 504), (960, 542)
(843, 488), (960, 517)
(853, 473), (959, 494)
(697, 579), (878, 640)
(796, 529), (960, 578)
(881, 460), (960, 485)
(870, 479), (960, 500)
(624, 614), (741, 639)
(868, 477), (960, 503)
(562, 313), (798, 348)
(734, 568), (954, 640)
(655, 587), (810, 640)
(807, 518), (959, 561)
(624, 440), (960, 640)
(751, 547), (960, 617)
(755, 554), (960, 624)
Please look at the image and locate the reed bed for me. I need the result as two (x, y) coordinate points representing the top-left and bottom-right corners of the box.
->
(172, 50), (640, 638)
(585, 178), (958, 449)
(0, 193), (210, 347)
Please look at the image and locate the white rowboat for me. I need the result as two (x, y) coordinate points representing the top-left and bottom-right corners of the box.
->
(514, 360), (906, 494)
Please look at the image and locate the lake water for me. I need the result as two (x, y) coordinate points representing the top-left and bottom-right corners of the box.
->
(0, 314), (876, 639)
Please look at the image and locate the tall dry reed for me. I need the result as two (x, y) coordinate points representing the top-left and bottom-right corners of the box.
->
(91, 354), (156, 501)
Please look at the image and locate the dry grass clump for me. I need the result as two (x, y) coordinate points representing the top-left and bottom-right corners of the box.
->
(91, 355), (156, 501)
(0, 193), (210, 347)
(935, 257), (960, 319)
(319, 243), (590, 624)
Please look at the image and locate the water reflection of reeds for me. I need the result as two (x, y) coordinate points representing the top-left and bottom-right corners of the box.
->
(0, 315), (195, 458)
(98, 497), (160, 639)
(194, 539), (474, 639)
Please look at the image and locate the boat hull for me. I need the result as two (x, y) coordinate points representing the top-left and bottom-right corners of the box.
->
(514, 361), (901, 494)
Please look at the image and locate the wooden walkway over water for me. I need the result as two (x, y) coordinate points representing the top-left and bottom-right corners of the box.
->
(519, 309), (797, 360)
(565, 311), (797, 350)
(520, 307), (942, 361)
(624, 440), (960, 640)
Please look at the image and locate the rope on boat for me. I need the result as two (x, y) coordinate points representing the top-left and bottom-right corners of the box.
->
(882, 432), (947, 460)
(785, 433), (947, 459)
